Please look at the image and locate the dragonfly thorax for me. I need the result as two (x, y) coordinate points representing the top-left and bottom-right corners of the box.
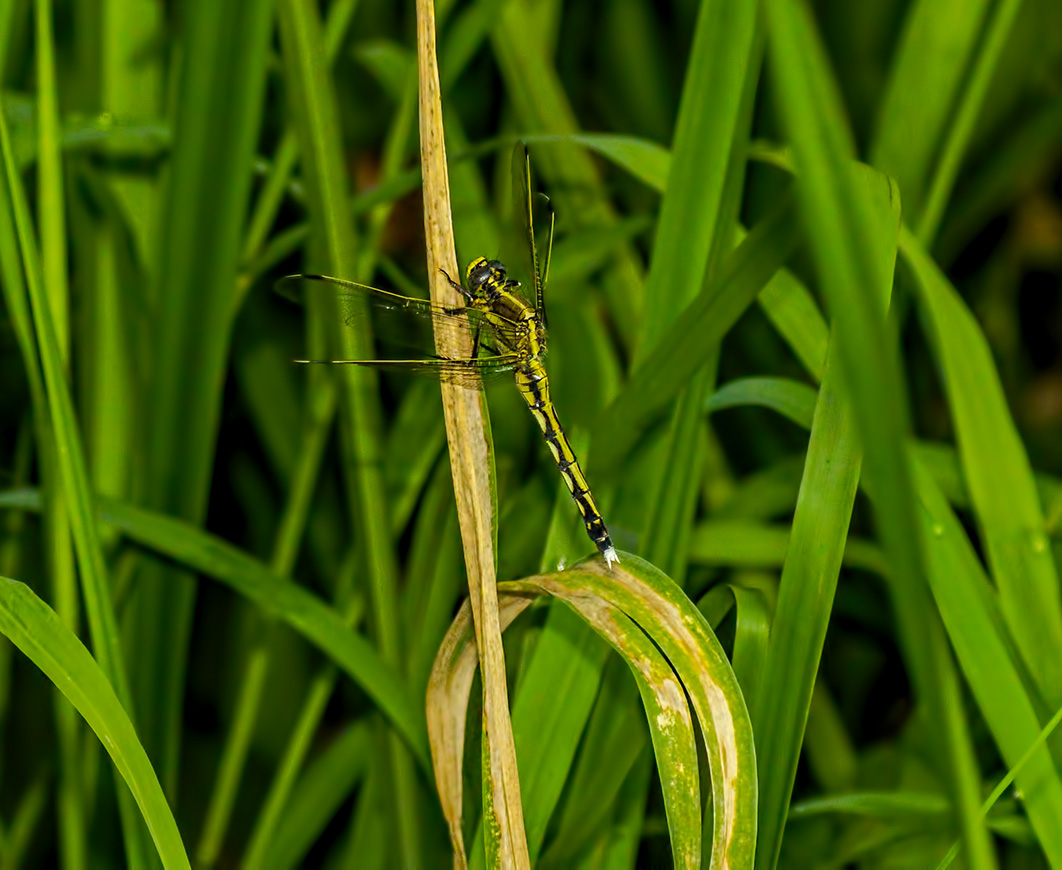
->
(463, 255), (546, 359)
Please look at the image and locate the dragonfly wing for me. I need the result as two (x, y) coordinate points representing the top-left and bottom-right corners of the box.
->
(277, 274), (528, 350)
(296, 354), (523, 388)
(510, 143), (554, 320)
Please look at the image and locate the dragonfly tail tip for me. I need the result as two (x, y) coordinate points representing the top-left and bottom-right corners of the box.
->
(602, 546), (619, 570)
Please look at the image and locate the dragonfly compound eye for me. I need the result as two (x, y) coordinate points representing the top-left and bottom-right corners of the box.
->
(466, 257), (492, 291)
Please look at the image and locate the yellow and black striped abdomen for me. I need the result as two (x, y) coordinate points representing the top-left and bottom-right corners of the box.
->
(514, 359), (618, 567)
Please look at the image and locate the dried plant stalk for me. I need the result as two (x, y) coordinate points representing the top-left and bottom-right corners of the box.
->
(415, 0), (529, 866)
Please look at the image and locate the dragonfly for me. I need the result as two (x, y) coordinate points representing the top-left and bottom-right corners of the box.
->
(280, 144), (618, 568)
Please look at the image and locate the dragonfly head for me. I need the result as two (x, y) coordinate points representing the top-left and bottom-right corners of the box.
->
(466, 257), (508, 297)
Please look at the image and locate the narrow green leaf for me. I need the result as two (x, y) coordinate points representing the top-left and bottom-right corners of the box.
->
(279, 0), (420, 860)
(764, 2), (993, 865)
(32, 5), (87, 867)
(633, 0), (760, 579)
(504, 552), (757, 867)
(789, 791), (950, 819)
(106, 496), (429, 770)
(916, 0), (1026, 243)
(0, 577), (190, 869)
(902, 228), (1062, 709)
(0, 488), (429, 772)
(353, 40), (415, 103)
(754, 258), (829, 381)
(2, 770), (48, 869)
(149, 0), (276, 518)
(34, 0), (68, 359)
(706, 377), (817, 430)
(870, 0), (993, 215)
(910, 458), (1062, 865)
(491, 0), (643, 342)
(562, 133), (670, 193)
(751, 334), (864, 870)
(538, 662), (647, 866)
(138, 0), (277, 793)
(267, 724), (373, 870)
(592, 194), (801, 476)
(0, 92), (132, 712)
(728, 584), (771, 704)
(689, 521), (886, 577)
(505, 604), (609, 861)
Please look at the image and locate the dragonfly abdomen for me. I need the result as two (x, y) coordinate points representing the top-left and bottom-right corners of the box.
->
(515, 360), (618, 568)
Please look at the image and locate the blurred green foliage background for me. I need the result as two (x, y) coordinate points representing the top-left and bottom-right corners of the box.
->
(0, 0), (1061, 866)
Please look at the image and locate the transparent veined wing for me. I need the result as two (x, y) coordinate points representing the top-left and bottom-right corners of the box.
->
(510, 143), (555, 321)
(277, 274), (528, 345)
(295, 355), (525, 388)
(277, 274), (526, 387)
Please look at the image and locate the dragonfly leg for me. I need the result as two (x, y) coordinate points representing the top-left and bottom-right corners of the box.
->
(439, 268), (472, 301)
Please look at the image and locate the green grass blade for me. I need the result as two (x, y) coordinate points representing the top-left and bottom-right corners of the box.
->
(86, 0), (162, 509)
(901, 228), (1062, 708)
(764, 2), (993, 866)
(2, 770), (48, 869)
(910, 459), (1062, 865)
(403, 466), (465, 694)
(0, 488), (430, 772)
(240, 0), (358, 272)
(728, 584), (772, 705)
(105, 495), (428, 769)
(0, 577), (190, 869)
(0, 92), (132, 716)
(137, 0), (276, 794)
(592, 195), (800, 476)
(633, 0), (759, 579)
(502, 605), (610, 861)
(506, 553), (758, 866)
(265, 723), (373, 870)
(750, 334), (864, 870)
(637, 0), (758, 354)
(34, 0), (68, 360)
(753, 256), (829, 381)
(33, 4), (85, 868)
(195, 639), (274, 867)
(278, 0), (401, 660)
(869, 0), (993, 215)
(278, 0), (420, 861)
(706, 377), (817, 430)
(242, 572), (366, 869)
(916, 0), (1025, 244)
(149, 0), (276, 512)
(689, 521), (886, 577)
(491, 0), (643, 343)
(0, 1), (20, 76)
(712, 456), (805, 524)
(439, 0), (506, 90)
(554, 133), (671, 205)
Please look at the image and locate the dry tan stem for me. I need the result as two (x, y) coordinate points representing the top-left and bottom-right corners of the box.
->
(415, 1), (529, 867)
